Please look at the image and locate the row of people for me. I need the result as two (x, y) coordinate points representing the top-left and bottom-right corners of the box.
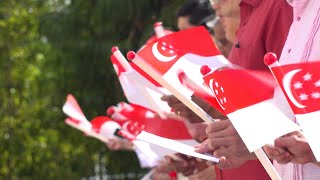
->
(106, 0), (320, 179)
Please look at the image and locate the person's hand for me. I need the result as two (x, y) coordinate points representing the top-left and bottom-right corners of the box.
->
(204, 119), (253, 158)
(161, 95), (202, 123)
(264, 131), (316, 164)
(105, 138), (133, 151)
(194, 120), (256, 169)
(156, 154), (207, 176)
(161, 94), (227, 123)
(184, 122), (208, 142)
(188, 165), (216, 180)
(263, 144), (292, 164)
(195, 139), (249, 169)
(155, 154), (190, 174)
(151, 171), (171, 180)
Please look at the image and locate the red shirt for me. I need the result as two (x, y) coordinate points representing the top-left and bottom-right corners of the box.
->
(215, 160), (270, 180)
(228, 0), (293, 70)
(217, 0), (293, 179)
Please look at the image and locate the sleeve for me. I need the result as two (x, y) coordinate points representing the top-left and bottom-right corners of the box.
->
(265, 0), (293, 58)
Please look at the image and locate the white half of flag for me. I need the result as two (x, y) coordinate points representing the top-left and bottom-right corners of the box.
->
(296, 111), (320, 161)
(228, 99), (301, 152)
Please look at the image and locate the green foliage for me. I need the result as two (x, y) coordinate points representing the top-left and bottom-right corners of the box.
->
(0, 0), (184, 179)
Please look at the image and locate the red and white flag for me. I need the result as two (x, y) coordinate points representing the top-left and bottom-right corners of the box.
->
(116, 116), (219, 163)
(108, 102), (194, 140)
(203, 68), (300, 152)
(110, 47), (171, 115)
(128, 26), (229, 123)
(62, 94), (119, 142)
(131, 26), (230, 97)
(62, 95), (161, 167)
(62, 94), (92, 132)
(108, 102), (209, 158)
(106, 101), (218, 165)
(90, 116), (121, 139)
(265, 54), (320, 160)
(106, 102), (156, 124)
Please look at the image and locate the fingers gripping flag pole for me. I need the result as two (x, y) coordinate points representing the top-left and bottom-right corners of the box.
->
(265, 52), (320, 161)
(127, 51), (215, 123)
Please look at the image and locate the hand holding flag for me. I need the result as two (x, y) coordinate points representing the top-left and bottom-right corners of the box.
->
(202, 65), (300, 180)
(202, 66), (300, 152)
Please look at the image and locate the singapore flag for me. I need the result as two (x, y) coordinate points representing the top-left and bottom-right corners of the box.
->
(129, 26), (230, 97)
(267, 60), (320, 161)
(203, 69), (300, 152)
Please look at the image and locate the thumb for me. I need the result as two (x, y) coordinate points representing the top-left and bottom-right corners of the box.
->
(194, 139), (211, 153)
(274, 136), (293, 149)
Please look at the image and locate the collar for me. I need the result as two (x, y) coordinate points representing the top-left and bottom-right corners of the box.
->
(241, 0), (262, 8)
(287, 0), (309, 18)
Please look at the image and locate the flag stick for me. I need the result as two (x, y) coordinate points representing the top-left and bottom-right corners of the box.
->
(112, 46), (132, 71)
(128, 51), (215, 123)
(264, 52), (287, 84)
(178, 70), (215, 98)
(65, 119), (110, 143)
(141, 169), (155, 180)
(254, 148), (281, 180)
(154, 22), (166, 38)
(264, 52), (305, 110)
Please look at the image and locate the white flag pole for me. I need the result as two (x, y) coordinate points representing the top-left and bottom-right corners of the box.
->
(112, 46), (132, 71)
(127, 51), (215, 123)
(178, 71), (215, 97)
(250, 52), (286, 180)
(153, 22), (166, 38)
(65, 119), (110, 143)
(254, 148), (281, 180)
(141, 169), (155, 180)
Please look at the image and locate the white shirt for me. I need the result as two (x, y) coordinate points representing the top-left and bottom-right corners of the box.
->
(274, 0), (320, 179)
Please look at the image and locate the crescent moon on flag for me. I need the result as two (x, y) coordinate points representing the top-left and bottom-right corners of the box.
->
(209, 79), (226, 110)
(282, 69), (306, 108)
(152, 42), (177, 62)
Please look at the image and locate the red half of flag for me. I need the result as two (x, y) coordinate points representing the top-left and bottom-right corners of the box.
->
(270, 62), (320, 114)
(203, 69), (276, 114)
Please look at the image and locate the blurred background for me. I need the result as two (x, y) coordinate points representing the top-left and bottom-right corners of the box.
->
(0, 0), (185, 179)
